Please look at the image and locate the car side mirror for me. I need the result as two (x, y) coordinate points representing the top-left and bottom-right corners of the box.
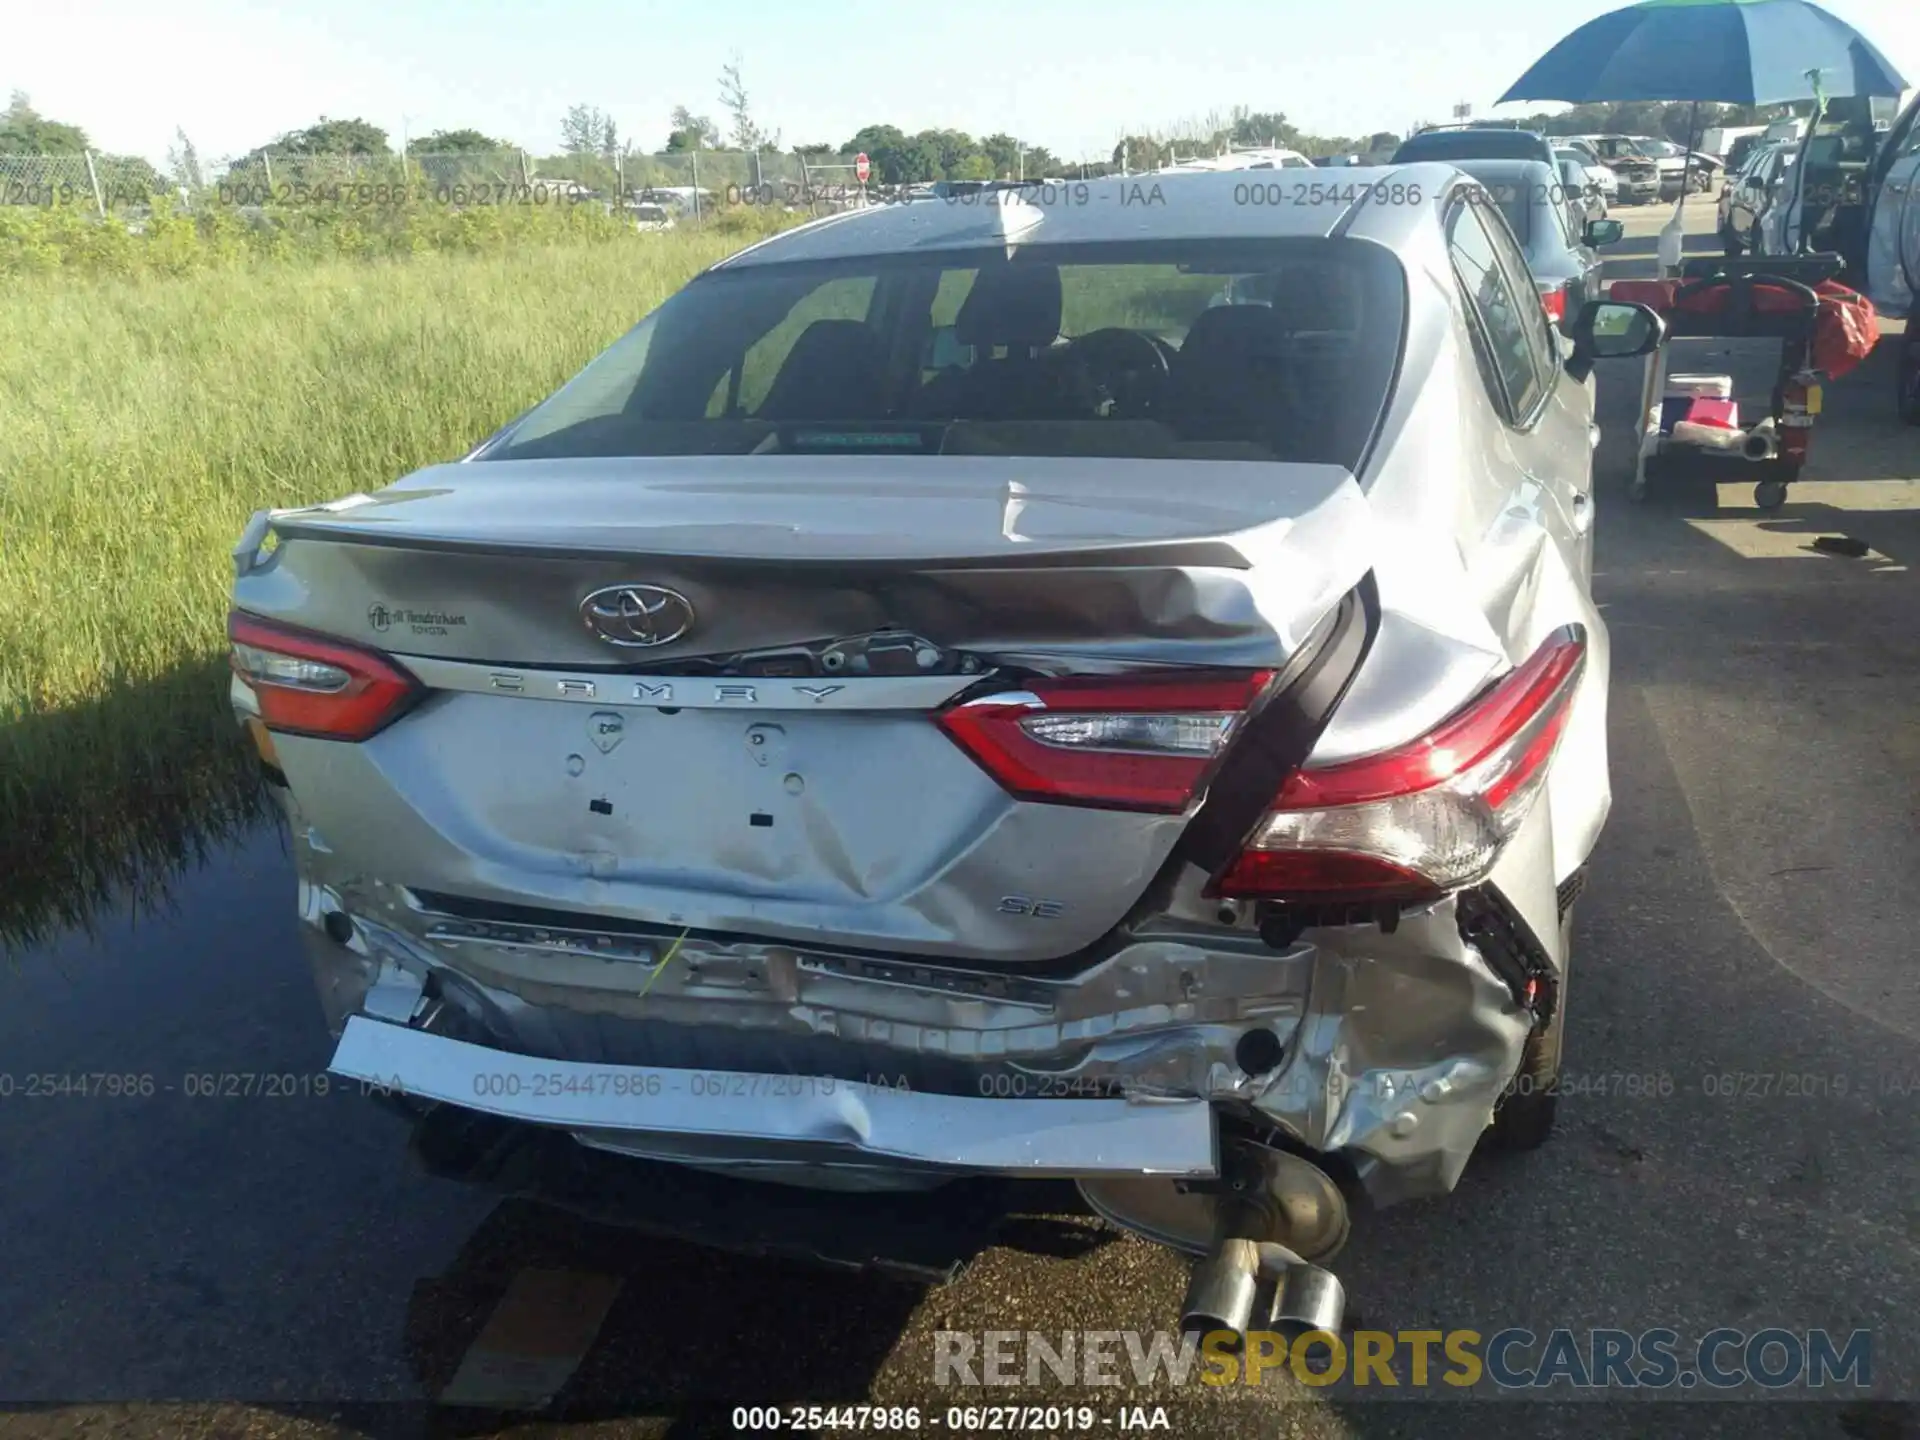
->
(1564, 299), (1665, 380)
(1584, 218), (1625, 247)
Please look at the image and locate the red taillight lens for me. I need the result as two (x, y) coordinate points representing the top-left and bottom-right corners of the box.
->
(1213, 630), (1587, 904)
(1540, 282), (1569, 323)
(937, 671), (1275, 813)
(228, 611), (421, 741)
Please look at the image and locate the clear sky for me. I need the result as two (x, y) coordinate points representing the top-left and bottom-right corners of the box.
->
(8, 0), (1918, 164)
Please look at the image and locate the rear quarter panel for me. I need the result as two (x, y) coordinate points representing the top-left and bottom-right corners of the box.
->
(1338, 220), (1609, 894)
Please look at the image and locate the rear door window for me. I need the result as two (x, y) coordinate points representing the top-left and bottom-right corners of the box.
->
(1447, 196), (1546, 423)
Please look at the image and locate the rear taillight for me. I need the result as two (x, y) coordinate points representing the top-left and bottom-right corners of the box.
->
(1213, 629), (1587, 904)
(228, 611), (421, 741)
(1539, 281), (1569, 323)
(937, 671), (1275, 813)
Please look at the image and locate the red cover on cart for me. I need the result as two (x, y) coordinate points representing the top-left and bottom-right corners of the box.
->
(1606, 278), (1878, 380)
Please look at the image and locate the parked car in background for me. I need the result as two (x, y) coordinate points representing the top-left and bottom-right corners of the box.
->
(1718, 140), (1793, 255)
(1456, 158), (1622, 326)
(624, 200), (675, 232)
(1556, 155), (1607, 223)
(1160, 146), (1315, 172)
(1632, 137), (1719, 196)
(1554, 144), (1617, 212)
(1774, 94), (1915, 284)
(1391, 126), (1558, 169)
(1724, 132), (1770, 176)
(226, 162), (1663, 1338)
(1565, 134), (1662, 205)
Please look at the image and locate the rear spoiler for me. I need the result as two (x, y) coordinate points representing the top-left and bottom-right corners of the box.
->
(232, 495), (379, 578)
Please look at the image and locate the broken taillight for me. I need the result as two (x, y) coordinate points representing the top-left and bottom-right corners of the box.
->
(228, 611), (421, 741)
(937, 671), (1276, 813)
(1212, 628), (1588, 904)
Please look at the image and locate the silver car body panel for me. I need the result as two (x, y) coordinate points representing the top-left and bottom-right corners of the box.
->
(1863, 91), (1920, 319)
(330, 1016), (1219, 1176)
(240, 165), (1607, 1207)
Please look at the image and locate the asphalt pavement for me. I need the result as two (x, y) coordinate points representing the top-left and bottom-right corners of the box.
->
(2, 200), (1917, 1440)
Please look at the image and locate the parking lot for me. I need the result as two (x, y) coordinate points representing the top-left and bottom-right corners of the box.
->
(2, 201), (1917, 1440)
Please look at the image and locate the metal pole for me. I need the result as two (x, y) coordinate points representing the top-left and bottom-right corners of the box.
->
(83, 150), (106, 217)
(691, 149), (701, 224)
(262, 151), (274, 191)
(1790, 72), (1824, 254)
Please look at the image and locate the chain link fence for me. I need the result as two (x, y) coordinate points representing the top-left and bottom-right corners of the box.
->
(1, 147), (871, 220)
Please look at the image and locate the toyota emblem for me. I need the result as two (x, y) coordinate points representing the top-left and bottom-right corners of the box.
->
(579, 584), (696, 648)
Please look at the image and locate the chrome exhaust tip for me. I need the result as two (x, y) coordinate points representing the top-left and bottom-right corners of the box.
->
(1270, 1258), (1346, 1340)
(1743, 419), (1780, 461)
(1088, 1140), (1354, 1342)
(1179, 1237), (1261, 1338)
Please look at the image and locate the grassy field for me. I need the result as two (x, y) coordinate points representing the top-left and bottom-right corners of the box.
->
(0, 222), (786, 950)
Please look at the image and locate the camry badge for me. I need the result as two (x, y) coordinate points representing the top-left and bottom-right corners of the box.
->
(580, 584), (695, 648)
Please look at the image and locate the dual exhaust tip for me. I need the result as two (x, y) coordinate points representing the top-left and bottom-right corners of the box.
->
(1180, 1237), (1346, 1343)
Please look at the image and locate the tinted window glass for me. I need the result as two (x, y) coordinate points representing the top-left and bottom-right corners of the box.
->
(1472, 193), (1559, 384)
(483, 238), (1408, 472)
(1446, 200), (1543, 420)
(1392, 130), (1549, 164)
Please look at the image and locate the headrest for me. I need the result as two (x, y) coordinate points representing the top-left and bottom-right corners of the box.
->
(1267, 269), (1359, 332)
(755, 320), (888, 419)
(1177, 302), (1292, 363)
(955, 264), (1063, 349)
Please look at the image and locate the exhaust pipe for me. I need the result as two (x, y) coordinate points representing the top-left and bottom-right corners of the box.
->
(1094, 1142), (1352, 1342)
(1743, 419), (1779, 461)
(1269, 1254), (1346, 1340)
(1180, 1233), (1348, 1340)
(1180, 1237), (1262, 1337)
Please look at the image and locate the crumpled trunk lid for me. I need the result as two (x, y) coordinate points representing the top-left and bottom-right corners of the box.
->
(239, 455), (1376, 963)
(249, 455), (1371, 668)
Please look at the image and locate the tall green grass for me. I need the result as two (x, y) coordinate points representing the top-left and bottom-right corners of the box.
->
(0, 227), (781, 950)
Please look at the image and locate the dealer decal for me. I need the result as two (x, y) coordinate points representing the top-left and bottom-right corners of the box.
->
(368, 603), (468, 636)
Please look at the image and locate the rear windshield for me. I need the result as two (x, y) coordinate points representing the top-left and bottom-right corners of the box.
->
(481, 237), (1407, 471)
(1392, 131), (1545, 163)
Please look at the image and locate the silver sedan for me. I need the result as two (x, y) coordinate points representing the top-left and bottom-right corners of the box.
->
(227, 165), (1663, 1334)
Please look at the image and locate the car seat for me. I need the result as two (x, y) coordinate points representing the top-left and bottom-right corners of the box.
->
(928, 264), (1079, 421)
(756, 320), (891, 420)
(1164, 303), (1300, 447)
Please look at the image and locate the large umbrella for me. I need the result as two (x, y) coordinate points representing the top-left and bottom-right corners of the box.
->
(1498, 0), (1908, 268)
(1498, 0), (1907, 107)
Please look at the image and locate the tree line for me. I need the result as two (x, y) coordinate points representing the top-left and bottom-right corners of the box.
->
(3, 72), (1794, 197)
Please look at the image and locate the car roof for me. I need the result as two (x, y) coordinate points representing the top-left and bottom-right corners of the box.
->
(1393, 129), (1550, 157)
(1450, 158), (1558, 182)
(711, 165), (1465, 268)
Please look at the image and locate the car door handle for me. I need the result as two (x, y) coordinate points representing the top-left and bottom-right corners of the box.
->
(1888, 182), (1910, 196)
(1571, 490), (1594, 535)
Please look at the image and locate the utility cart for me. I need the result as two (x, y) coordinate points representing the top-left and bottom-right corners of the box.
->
(1618, 253), (1843, 512)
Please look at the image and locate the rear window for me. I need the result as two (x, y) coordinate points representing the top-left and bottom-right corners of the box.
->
(484, 237), (1408, 472)
(1392, 131), (1547, 163)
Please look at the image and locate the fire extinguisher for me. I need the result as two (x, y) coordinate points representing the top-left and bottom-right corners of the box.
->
(1777, 370), (1821, 469)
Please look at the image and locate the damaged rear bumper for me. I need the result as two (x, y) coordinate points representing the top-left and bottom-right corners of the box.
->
(303, 835), (1546, 1207)
(330, 1014), (1218, 1176)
